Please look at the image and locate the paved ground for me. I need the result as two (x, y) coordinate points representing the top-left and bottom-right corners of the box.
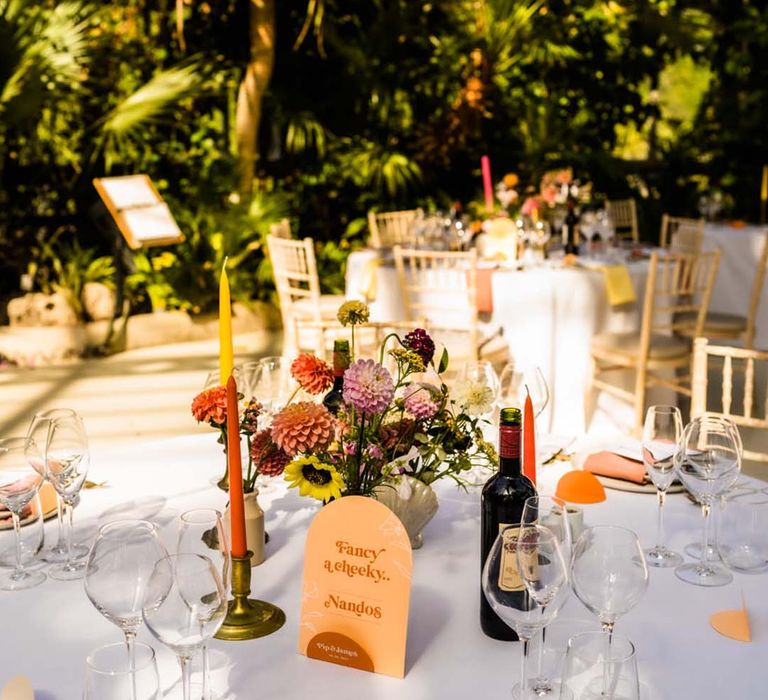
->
(0, 331), (282, 452)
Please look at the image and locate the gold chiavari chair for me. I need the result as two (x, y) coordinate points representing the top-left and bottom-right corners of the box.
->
(586, 249), (720, 431)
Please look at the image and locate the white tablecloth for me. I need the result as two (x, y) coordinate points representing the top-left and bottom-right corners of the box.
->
(346, 251), (648, 435)
(3, 434), (767, 699)
(702, 223), (768, 349)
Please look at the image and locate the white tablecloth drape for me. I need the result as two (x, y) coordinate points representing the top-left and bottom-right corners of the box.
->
(346, 251), (648, 435)
(1, 434), (766, 699)
(702, 223), (768, 349)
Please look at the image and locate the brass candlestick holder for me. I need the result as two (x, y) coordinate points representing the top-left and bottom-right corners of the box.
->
(215, 552), (285, 641)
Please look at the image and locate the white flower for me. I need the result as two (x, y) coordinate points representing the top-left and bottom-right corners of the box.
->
(452, 379), (495, 416)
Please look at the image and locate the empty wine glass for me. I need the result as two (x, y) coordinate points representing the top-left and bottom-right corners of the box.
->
(0, 438), (45, 590)
(499, 364), (550, 418)
(178, 509), (230, 700)
(250, 356), (294, 416)
(482, 524), (569, 700)
(571, 526), (648, 635)
(675, 414), (741, 587)
(45, 414), (89, 580)
(521, 496), (572, 698)
(84, 641), (160, 700)
(85, 519), (169, 683)
(143, 554), (228, 700)
(642, 405), (683, 567)
(460, 361), (501, 402)
(24, 408), (88, 563)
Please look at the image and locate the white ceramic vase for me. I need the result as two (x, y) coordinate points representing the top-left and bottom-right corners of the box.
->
(373, 476), (439, 549)
(224, 490), (265, 566)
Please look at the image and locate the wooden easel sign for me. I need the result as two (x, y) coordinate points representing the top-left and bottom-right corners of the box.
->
(298, 496), (412, 678)
(93, 175), (184, 250)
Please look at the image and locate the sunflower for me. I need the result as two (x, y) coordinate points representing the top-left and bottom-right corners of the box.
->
(284, 456), (346, 502)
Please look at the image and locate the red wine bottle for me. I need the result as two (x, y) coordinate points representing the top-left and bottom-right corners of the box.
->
(480, 407), (537, 640)
(322, 340), (350, 415)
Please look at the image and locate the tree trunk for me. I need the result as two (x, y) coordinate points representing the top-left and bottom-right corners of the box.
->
(236, 0), (275, 196)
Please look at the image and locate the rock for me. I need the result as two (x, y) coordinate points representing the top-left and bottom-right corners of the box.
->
(82, 282), (116, 321)
(0, 326), (86, 366)
(7, 292), (78, 327)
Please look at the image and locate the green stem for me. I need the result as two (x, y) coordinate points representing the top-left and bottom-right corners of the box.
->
(355, 413), (366, 493)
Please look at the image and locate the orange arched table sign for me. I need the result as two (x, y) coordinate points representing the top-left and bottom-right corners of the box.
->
(298, 496), (413, 678)
(555, 470), (606, 504)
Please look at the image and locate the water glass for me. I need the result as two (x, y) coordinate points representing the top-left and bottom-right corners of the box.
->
(0, 438), (45, 590)
(84, 641), (160, 700)
(717, 491), (768, 573)
(560, 632), (639, 700)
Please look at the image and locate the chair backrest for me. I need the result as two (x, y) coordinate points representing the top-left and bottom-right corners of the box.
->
(368, 209), (420, 248)
(270, 218), (292, 239)
(606, 198), (639, 242)
(691, 337), (768, 463)
(659, 215), (704, 254)
(745, 230), (768, 349)
(267, 235), (322, 324)
(392, 246), (479, 360)
(638, 250), (720, 358)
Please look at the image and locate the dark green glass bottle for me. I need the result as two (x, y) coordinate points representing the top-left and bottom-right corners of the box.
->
(322, 340), (350, 415)
(480, 407), (537, 641)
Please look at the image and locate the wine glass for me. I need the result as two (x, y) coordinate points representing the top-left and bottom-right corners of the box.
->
(251, 356), (294, 416)
(571, 526), (648, 635)
(0, 438), (45, 590)
(499, 364), (550, 418)
(45, 414), (90, 579)
(674, 414), (741, 587)
(642, 405), (683, 567)
(85, 519), (169, 682)
(178, 509), (230, 700)
(460, 361), (501, 403)
(482, 524), (569, 700)
(521, 496), (572, 698)
(24, 408), (88, 563)
(84, 641), (160, 700)
(143, 554), (227, 700)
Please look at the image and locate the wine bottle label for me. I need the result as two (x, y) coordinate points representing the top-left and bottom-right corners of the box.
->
(497, 525), (525, 592)
(499, 426), (521, 459)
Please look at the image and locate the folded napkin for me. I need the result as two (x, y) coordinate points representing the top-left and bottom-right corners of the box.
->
(602, 265), (636, 306)
(475, 267), (494, 313)
(583, 451), (647, 484)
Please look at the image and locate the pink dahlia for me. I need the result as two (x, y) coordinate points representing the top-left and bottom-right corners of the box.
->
(191, 387), (227, 427)
(291, 354), (334, 395)
(271, 401), (335, 456)
(342, 359), (394, 415)
(250, 429), (290, 477)
(403, 384), (439, 420)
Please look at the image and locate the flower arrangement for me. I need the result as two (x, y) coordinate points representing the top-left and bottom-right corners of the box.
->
(193, 302), (498, 503)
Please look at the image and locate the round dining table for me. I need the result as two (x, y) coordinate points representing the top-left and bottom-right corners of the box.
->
(1, 433), (766, 699)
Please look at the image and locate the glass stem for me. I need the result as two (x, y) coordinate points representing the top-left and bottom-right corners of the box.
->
(124, 630), (137, 700)
(699, 503), (712, 571)
(65, 501), (74, 567)
(55, 494), (64, 547)
(600, 622), (614, 697)
(12, 511), (24, 578)
(535, 626), (545, 679)
(655, 489), (666, 550)
(520, 636), (530, 698)
(202, 643), (210, 699)
(179, 655), (193, 700)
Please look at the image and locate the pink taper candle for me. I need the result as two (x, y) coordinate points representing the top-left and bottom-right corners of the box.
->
(226, 375), (247, 558)
(481, 155), (494, 212)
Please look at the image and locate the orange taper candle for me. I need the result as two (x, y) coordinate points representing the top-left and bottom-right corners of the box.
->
(523, 388), (537, 487)
(226, 374), (247, 557)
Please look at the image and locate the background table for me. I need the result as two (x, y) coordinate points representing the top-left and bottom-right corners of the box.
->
(346, 251), (648, 435)
(2, 434), (766, 699)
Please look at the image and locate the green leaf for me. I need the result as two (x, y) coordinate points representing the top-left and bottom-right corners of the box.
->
(437, 348), (449, 374)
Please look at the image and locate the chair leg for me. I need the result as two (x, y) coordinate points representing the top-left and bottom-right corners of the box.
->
(633, 366), (647, 436)
(584, 354), (597, 429)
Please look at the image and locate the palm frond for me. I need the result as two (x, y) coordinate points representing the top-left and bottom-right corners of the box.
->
(100, 62), (203, 143)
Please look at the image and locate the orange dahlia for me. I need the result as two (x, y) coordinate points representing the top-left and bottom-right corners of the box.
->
(291, 354), (334, 395)
(271, 401), (335, 456)
(191, 386), (227, 427)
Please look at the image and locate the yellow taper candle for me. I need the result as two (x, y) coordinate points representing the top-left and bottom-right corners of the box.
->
(761, 165), (768, 202)
(219, 263), (234, 385)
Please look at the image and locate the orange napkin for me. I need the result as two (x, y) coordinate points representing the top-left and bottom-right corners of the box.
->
(583, 451), (646, 484)
(475, 267), (494, 313)
(710, 596), (751, 642)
